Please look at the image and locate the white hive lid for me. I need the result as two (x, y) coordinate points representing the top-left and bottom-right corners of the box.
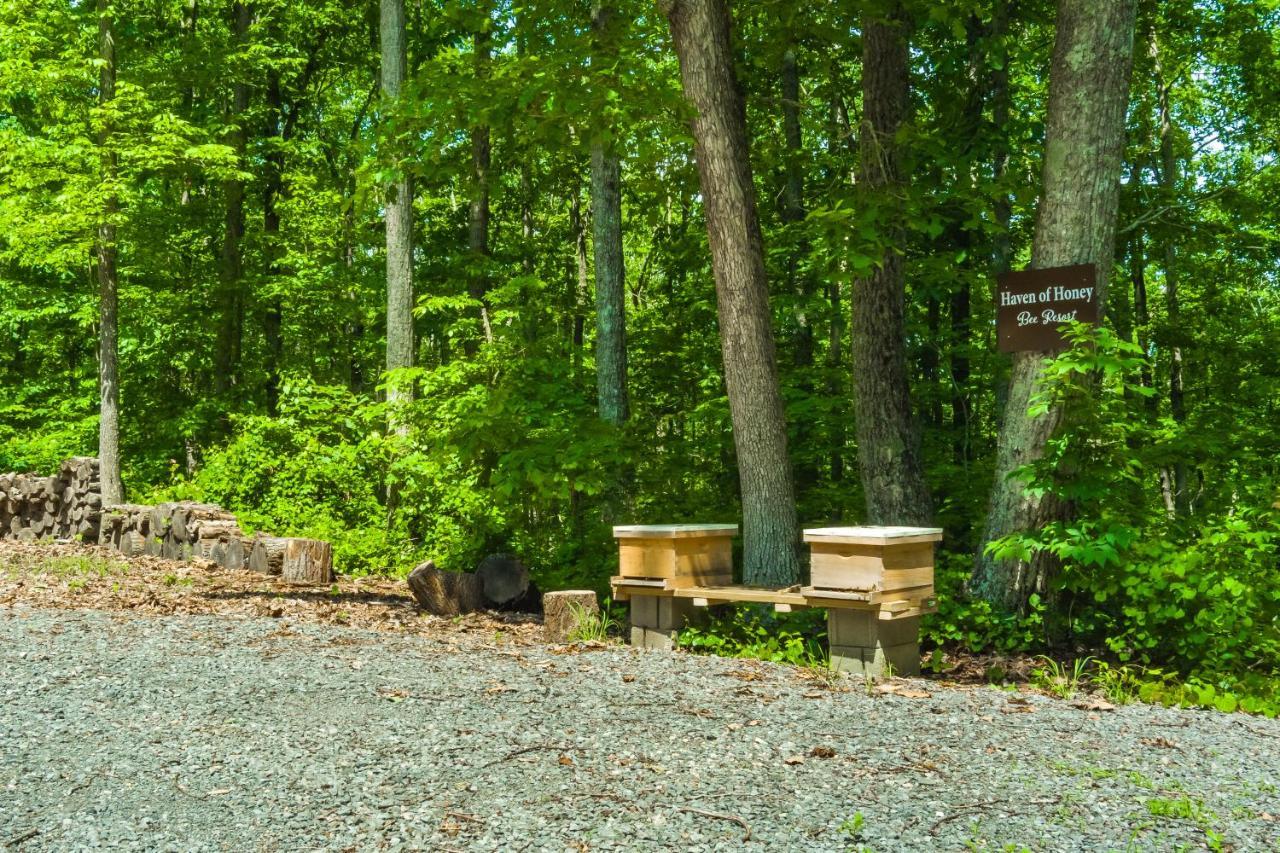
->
(613, 524), (739, 539)
(803, 526), (943, 546)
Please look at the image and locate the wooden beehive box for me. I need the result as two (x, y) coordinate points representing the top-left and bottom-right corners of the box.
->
(803, 526), (942, 595)
(613, 524), (737, 587)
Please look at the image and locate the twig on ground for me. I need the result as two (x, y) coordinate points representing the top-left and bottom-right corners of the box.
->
(678, 807), (751, 841)
(929, 797), (1061, 835)
(486, 743), (573, 766)
(4, 828), (40, 848)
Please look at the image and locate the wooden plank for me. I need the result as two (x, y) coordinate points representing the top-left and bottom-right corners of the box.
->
(619, 539), (678, 578)
(671, 585), (809, 607)
(809, 559), (935, 592)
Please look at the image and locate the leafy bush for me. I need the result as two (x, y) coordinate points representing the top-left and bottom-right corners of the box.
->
(676, 607), (828, 666)
(984, 325), (1280, 680)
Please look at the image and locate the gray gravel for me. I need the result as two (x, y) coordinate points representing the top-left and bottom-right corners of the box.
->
(1, 607), (1277, 852)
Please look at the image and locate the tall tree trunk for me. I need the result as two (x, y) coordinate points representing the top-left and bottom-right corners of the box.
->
(970, 0), (1138, 613)
(263, 67), (284, 416)
(1153, 33), (1188, 517)
(468, 7), (493, 350)
(590, 4), (629, 425)
(381, 0), (414, 412)
(215, 1), (250, 396)
(851, 3), (932, 525)
(571, 175), (589, 379)
(180, 0), (199, 207)
(781, 41), (818, 494)
(663, 0), (800, 585)
(96, 0), (123, 506)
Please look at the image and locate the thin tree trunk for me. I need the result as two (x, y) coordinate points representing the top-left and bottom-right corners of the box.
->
(468, 7), (493, 350)
(571, 177), (589, 379)
(180, 0), (199, 207)
(970, 0), (1138, 614)
(1153, 33), (1188, 517)
(263, 67), (284, 416)
(663, 0), (800, 585)
(851, 3), (932, 525)
(96, 0), (123, 506)
(381, 0), (414, 413)
(781, 41), (818, 494)
(215, 1), (250, 396)
(590, 5), (629, 425)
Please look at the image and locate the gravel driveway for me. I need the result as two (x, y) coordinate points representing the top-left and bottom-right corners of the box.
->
(2, 606), (1277, 852)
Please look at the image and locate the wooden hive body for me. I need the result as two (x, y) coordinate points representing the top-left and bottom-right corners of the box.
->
(803, 526), (942, 597)
(614, 524), (736, 589)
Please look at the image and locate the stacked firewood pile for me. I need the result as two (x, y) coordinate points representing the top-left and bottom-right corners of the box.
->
(0, 457), (102, 543)
(99, 502), (333, 583)
(2, 457), (333, 585)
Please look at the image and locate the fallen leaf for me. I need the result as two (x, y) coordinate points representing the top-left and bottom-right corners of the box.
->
(783, 755), (805, 766)
(727, 668), (764, 682)
(1072, 698), (1115, 711)
(558, 754), (575, 766)
(875, 683), (931, 699)
(809, 746), (836, 759)
(621, 674), (635, 683)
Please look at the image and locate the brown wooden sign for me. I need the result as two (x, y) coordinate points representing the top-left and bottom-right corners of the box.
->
(996, 263), (1099, 352)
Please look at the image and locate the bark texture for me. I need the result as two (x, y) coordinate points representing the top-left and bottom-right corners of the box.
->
(851, 4), (932, 525)
(215, 1), (250, 395)
(1153, 33), (1188, 516)
(970, 0), (1138, 612)
(96, 0), (123, 507)
(664, 0), (800, 585)
(381, 0), (414, 409)
(590, 5), (629, 425)
(468, 7), (493, 349)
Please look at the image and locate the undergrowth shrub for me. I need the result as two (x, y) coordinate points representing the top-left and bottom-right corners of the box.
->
(676, 607), (827, 666)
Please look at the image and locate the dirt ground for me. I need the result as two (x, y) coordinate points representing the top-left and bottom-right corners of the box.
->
(0, 539), (545, 647)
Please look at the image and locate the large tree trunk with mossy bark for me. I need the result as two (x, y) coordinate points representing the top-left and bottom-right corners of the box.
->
(663, 0), (800, 585)
(851, 2), (932, 526)
(970, 0), (1138, 614)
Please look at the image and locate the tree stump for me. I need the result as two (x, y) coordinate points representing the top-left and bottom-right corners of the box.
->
(282, 538), (333, 584)
(407, 561), (486, 616)
(542, 590), (599, 643)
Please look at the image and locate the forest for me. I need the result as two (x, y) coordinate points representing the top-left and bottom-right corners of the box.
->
(0, 0), (1276, 700)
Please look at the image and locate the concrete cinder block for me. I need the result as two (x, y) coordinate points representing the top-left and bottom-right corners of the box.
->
(629, 594), (659, 629)
(828, 609), (878, 647)
(877, 616), (921, 649)
(630, 625), (678, 652)
(829, 641), (921, 677)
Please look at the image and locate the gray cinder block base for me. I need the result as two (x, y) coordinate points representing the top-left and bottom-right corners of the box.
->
(628, 595), (700, 650)
(827, 611), (921, 676)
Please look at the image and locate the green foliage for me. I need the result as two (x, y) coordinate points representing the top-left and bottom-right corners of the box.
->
(0, 0), (1275, 704)
(987, 325), (1280, 682)
(676, 607), (828, 667)
(1029, 655), (1094, 700)
(564, 599), (621, 644)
